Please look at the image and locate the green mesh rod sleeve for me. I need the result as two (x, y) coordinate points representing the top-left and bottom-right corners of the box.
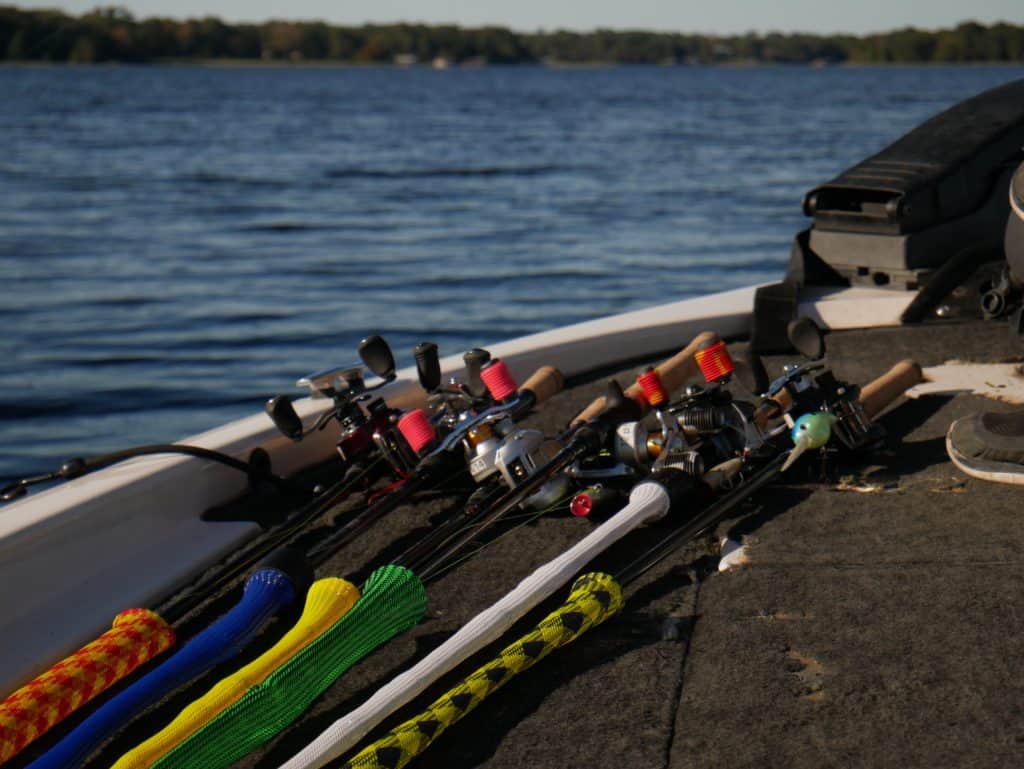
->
(343, 572), (623, 769)
(154, 565), (426, 769)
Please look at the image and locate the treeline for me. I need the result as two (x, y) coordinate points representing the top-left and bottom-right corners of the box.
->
(2, 6), (1024, 64)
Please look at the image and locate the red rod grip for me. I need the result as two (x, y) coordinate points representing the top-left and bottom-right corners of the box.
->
(636, 368), (667, 407)
(695, 339), (734, 383)
(397, 409), (435, 454)
(0, 609), (175, 764)
(480, 359), (517, 401)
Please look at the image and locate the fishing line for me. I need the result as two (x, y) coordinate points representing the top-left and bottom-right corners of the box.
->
(415, 495), (574, 584)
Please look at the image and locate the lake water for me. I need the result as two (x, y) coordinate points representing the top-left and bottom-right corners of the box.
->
(2, 64), (1023, 483)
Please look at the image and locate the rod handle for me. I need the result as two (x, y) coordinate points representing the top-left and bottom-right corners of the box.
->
(111, 578), (361, 769)
(28, 568), (298, 769)
(754, 358), (925, 428)
(0, 610), (175, 765)
(518, 365), (565, 407)
(153, 565), (427, 769)
(572, 331), (720, 425)
(341, 573), (624, 769)
(859, 359), (924, 420)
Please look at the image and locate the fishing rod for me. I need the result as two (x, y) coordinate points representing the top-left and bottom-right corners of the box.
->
(169, 339), (517, 625)
(98, 330), (808, 769)
(0, 466), (388, 768)
(320, 357), (924, 769)
(0, 335), (423, 767)
(0, 444), (304, 504)
(103, 362), (567, 769)
(333, 465), (778, 769)
(55, 360), (565, 769)
(163, 340), (502, 624)
(564, 333), (771, 521)
(11, 335), (502, 769)
(302, 358), (565, 565)
(108, 340), (721, 769)
(261, 333), (747, 769)
(403, 346), (741, 585)
(274, 332), (924, 769)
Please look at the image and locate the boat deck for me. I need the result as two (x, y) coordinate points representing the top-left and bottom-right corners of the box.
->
(25, 319), (1024, 769)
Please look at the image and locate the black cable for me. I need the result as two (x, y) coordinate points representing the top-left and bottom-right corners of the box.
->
(1, 443), (303, 502)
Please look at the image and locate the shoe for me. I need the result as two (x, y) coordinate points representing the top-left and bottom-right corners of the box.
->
(947, 408), (1024, 485)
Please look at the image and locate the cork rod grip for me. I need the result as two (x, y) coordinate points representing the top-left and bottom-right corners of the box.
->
(859, 359), (923, 419)
(518, 365), (565, 407)
(572, 330), (720, 425)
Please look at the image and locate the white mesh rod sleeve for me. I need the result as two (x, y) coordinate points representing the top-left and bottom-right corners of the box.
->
(278, 480), (670, 769)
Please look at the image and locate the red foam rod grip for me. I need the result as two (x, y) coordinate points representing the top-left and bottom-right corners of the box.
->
(695, 339), (735, 383)
(397, 409), (436, 454)
(636, 368), (667, 407)
(480, 360), (518, 402)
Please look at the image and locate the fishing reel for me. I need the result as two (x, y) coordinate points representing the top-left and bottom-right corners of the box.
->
(369, 342), (510, 476)
(598, 339), (752, 481)
(759, 318), (883, 471)
(571, 342), (753, 518)
(459, 362), (571, 511)
(395, 349), (567, 509)
(266, 335), (408, 470)
(413, 344), (495, 427)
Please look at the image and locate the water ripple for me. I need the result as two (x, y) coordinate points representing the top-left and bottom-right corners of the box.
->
(1, 64), (1022, 481)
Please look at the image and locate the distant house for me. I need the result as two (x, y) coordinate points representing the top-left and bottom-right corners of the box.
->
(432, 56), (452, 69)
(393, 53), (417, 67)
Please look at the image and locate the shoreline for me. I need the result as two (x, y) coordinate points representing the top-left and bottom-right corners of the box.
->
(2, 59), (1023, 69)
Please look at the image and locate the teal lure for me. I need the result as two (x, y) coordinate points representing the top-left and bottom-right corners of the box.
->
(782, 412), (837, 471)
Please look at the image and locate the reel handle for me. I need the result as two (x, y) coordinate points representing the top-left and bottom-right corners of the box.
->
(413, 343), (441, 393)
(358, 335), (396, 381)
(571, 330), (719, 425)
(266, 395), (304, 441)
(462, 348), (491, 398)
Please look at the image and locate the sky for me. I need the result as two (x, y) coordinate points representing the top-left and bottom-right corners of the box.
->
(14, 0), (1024, 34)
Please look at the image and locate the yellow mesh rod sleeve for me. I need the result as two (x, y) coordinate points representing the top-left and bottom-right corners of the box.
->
(111, 578), (360, 769)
